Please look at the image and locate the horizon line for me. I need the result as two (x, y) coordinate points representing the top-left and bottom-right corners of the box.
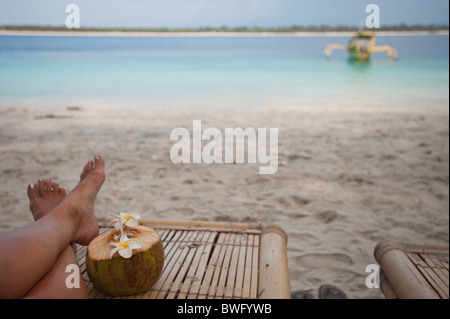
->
(0, 23), (448, 33)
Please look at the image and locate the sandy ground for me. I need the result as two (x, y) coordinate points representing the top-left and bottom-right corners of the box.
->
(0, 104), (448, 298)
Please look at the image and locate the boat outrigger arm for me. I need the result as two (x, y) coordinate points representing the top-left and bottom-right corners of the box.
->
(324, 44), (347, 58)
(324, 31), (398, 61)
(324, 43), (398, 60)
(369, 45), (398, 59)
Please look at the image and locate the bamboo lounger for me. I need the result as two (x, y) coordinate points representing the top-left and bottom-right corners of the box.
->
(374, 240), (449, 299)
(76, 219), (291, 299)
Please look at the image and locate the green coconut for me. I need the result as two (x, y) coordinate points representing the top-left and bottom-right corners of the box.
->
(86, 225), (164, 297)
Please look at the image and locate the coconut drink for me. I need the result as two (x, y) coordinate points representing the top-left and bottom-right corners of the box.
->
(86, 212), (164, 297)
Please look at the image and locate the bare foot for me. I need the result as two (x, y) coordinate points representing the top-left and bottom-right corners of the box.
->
(28, 179), (67, 221)
(55, 156), (106, 246)
(27, 180), (81, 255)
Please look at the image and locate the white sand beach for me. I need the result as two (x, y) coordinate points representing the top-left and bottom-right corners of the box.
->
(0, 104), (448, 298)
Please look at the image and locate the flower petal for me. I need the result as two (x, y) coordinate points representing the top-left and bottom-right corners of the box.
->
(109, 247), (121, 259)
(125, 218), (138, 227)
(119, 246), (133, 258)
(128, 239), (143, 250)
(119, 234), (130, 243)
(128, 212), (141, 219)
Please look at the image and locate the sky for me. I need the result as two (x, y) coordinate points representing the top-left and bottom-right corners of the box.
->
(0, 0), (448, 28)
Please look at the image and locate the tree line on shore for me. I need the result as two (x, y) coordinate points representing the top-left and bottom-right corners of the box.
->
(1, 24), (448, 33)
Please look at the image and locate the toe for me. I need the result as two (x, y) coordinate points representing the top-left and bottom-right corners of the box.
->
(27, 183), (37, 200)
(91, 156), (106, 182)
(93, 156), (105, 171)
(59, 187), (67, 197)
(37, 179), (45, 196)
(80, 160), (94, 181)
(45, 179), (52, 192)
(33, 182), (40, 196)
(52, 182), (60, 193)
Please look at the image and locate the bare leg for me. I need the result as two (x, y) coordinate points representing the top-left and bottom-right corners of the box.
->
(24, 179), (87, 298)
(24, 243), (87, 299)
(0, 156), (105, 299)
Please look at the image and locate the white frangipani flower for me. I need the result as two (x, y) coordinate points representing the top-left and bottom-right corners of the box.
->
(109, 234), (143, 259)
(116, 212), (141, 228)
(108, 211), (141, 235)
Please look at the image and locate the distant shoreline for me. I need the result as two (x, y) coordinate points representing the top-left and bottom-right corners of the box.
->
(1, 29), (448, 37)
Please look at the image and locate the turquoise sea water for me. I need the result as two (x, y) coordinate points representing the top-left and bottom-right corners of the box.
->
(0, 34), (448, 109)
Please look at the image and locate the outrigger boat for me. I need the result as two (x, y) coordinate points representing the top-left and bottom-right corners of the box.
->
(324, 31), (398, 61)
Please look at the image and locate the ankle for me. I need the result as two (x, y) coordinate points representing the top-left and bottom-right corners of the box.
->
(47, 200), (83, 238)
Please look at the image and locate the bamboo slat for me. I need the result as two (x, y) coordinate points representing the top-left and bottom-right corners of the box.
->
(215, 233), (236, 298)
(197, 232), (227, 299)
(233, 234), (249, 299)
(250, 235), (260, 298)
(241, 234), (255, 299)
(408, 253), (449, 299)
(76, 220), (290, 299)
(180, 231), (216, 299)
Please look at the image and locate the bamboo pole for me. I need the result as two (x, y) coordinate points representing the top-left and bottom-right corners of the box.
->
(374, 240), (439, 299)
(379, 271), (398, 299)
(258, 224), (291, 299)
(141, 219), (257, 231)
